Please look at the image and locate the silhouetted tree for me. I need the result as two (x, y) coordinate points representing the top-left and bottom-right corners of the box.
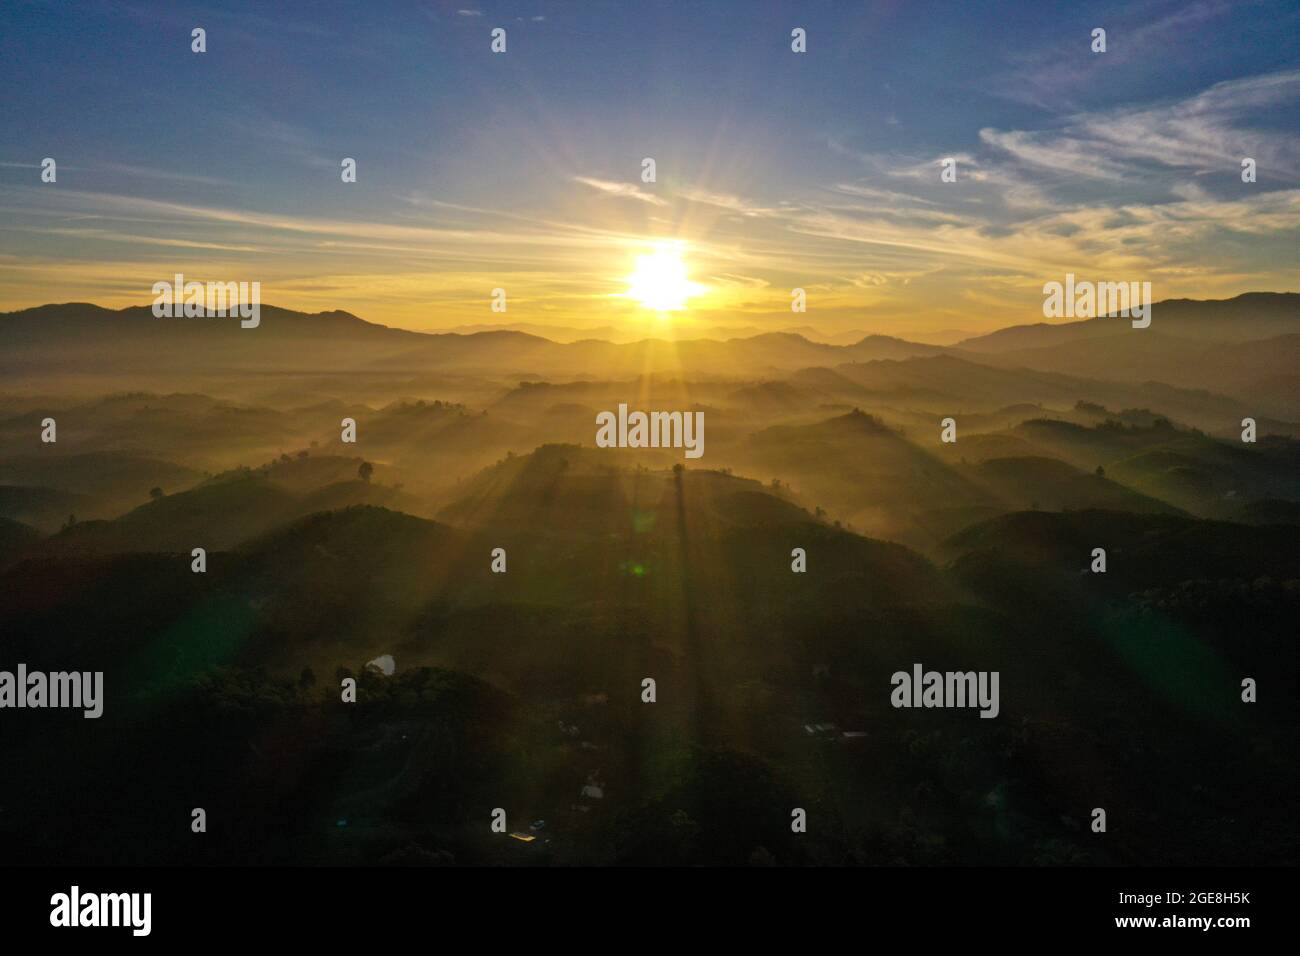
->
(358, 461), (374, 482)
(149, 486), (164, 500)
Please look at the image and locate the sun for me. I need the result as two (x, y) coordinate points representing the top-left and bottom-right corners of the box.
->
(624, 243), (704, 312)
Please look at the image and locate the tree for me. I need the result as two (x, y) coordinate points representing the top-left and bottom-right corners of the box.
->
(358, 461), (374, 482)
(150, 486), (164, 500)
(1095, 465), (1105, 477)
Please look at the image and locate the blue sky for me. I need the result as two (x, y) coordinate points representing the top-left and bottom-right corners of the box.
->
(2, 0), (1298, 336)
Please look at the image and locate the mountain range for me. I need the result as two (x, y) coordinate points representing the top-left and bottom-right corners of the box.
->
(1, 290), (1297, 866)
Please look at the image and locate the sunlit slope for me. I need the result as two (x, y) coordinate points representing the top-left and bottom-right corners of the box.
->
(733, 410), (1181, 549)
(21, 458), (418, 556)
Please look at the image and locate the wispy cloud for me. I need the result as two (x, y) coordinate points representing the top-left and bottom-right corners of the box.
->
(100, 163), (235, 187)
(982, 69), (1300, 185)
(573, 176), (668, 207)
(989, 0), (1237, 110)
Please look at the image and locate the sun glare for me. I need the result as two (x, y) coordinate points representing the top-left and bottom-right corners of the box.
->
(624, 244), (703, 313)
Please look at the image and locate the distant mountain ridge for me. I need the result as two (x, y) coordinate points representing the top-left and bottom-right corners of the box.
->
(6, 292), (1294, 352)
(954, 292), (1300, 351)
(0, 301), (944, 377)
(2, 294), (1295, 413)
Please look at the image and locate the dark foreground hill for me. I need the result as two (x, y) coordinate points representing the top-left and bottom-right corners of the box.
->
(1, 461), (1294, 865)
